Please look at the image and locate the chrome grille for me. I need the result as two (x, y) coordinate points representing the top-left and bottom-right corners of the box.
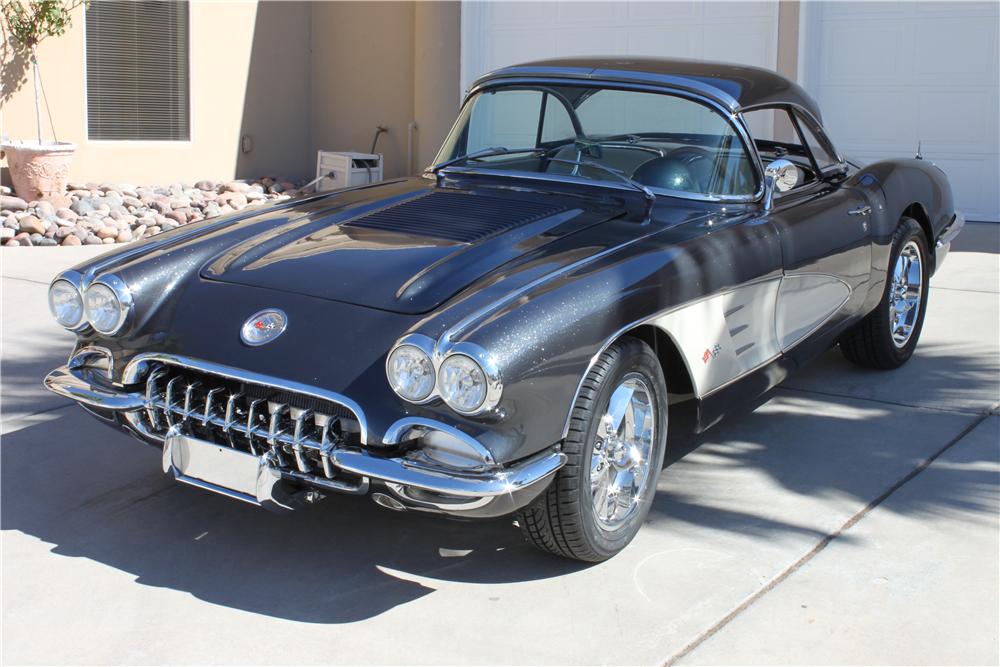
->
(137, 363), (363, 480)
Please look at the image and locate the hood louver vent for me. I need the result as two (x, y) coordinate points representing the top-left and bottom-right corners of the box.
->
(342, 192), (567, 243)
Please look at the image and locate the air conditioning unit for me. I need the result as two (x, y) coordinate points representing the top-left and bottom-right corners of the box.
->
(316, 151), (383, 191)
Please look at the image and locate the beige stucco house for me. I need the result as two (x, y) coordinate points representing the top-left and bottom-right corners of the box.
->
(2, 0), (997, 220)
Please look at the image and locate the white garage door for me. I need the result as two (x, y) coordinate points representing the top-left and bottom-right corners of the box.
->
(461, 1), (779, 91)
(801, 2), (1000, 222)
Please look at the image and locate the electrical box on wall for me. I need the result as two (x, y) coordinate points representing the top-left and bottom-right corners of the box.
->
(316, 151), (384, 191)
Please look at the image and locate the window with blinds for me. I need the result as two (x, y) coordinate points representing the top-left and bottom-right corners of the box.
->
(85, 0), (190, 141)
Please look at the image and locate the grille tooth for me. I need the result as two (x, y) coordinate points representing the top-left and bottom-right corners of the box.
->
(342, 191), (567, 243)
(141, 363), (361, 478)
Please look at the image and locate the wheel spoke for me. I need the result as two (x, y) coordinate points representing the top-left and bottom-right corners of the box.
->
(590, 374), (657, 531)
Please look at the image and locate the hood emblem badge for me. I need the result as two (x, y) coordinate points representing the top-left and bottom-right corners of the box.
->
(241, 309), (288, 346)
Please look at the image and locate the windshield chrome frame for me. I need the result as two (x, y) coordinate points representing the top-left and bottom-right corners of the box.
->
(432, 76), (767, 205)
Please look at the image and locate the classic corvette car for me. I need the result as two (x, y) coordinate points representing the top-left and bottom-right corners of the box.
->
(45, 58), (964, 561)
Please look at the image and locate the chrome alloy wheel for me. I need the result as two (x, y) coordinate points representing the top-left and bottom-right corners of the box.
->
(889, 240), (923, 348)
(590, 373), (656, 530)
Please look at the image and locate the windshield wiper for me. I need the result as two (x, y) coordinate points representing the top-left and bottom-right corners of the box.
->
(543, 156), (656, 215)
(431, 146), (547, 176)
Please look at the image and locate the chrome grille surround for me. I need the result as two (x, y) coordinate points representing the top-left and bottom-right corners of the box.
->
(122, 354), (368, 488)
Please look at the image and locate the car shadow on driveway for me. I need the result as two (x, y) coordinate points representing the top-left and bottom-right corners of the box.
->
(2, 339), (996, 624)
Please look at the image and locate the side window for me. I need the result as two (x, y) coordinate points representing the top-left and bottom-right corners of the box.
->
(794, 113), (841, 171)
(743, 106), (815, 190)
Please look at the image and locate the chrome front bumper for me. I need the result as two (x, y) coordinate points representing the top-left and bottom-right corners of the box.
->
(44, 356), (565, 518)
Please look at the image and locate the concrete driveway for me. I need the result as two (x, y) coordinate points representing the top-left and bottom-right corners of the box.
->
(2, 226), (998, 666)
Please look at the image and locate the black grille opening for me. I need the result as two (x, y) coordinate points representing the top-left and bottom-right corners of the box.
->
(342, 191), (567, 243)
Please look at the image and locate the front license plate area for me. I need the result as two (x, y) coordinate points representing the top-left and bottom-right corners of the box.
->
(163, 434), (266, 505)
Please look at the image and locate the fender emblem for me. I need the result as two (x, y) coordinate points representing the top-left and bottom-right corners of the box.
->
(241, 309), (288, 346)
(702, 344), (722, 364)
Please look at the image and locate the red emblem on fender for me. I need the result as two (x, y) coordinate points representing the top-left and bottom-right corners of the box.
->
(702, 349), (712, 363)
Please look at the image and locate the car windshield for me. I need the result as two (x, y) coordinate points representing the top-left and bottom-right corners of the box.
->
(433, 84), (758, 199)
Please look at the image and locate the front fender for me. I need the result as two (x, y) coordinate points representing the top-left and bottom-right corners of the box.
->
(442, 212), (784, 462)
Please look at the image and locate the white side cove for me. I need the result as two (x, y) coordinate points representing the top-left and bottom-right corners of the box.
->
(775, 274), (851, 352)
(649, 274), (850, 397)
(649, 278), (782, 397)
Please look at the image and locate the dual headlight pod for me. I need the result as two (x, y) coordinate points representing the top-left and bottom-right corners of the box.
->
(48, 273), (132, 335)
(386, 336), (500, 415)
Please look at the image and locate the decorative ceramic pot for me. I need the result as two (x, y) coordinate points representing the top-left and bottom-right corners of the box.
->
(1, 140), (76, 203)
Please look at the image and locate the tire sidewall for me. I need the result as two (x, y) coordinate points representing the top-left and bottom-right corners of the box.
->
(576, 341), (668, 557)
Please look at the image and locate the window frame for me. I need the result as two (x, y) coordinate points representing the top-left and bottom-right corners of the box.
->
(435, 79), (765, 204)
(739, 103), (846, 184)
(82, 1), (194, 145)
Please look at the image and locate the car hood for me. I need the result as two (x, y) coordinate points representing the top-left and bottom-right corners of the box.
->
(200, 180), (625, 314)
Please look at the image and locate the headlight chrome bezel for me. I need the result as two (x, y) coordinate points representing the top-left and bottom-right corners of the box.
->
(48, 276), (86, 330)
(386, 339), (436, 403)
(83, 273), (133, 335)
(386, 336), (503, 417)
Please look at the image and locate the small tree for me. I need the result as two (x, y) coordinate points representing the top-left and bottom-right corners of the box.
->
(1, 0), (86, 144)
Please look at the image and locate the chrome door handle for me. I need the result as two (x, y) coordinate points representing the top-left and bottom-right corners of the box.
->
(848, 205), (872, 216)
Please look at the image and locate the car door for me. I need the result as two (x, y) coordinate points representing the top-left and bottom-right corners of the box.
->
(743, 106), (874, 354)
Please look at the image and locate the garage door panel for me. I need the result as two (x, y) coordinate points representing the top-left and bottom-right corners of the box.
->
(823, 2), (908, 19)
(819, 88), (917, 150)
(820, 22), (907, 84)
(930, 157), (999, 221)
(488, 30), (553, 69)
(463, 0), (778, 94)
(556, 27), (627, 57)
(707, 23), (773, 68)
(702, 1), (773, 20)
(626, 1), (699, 21)
(486, 2), (554, 26)
(918, 91), (999, 154)
(913, 19), (999, 84)
(804, 1), (999, 221)
(555, 1), (618, 25)
(626, 26), (698, 60)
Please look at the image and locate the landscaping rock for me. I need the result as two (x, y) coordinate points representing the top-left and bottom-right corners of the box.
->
(70, 198), (95, 216)
(2, 175), (305, 248)
(18, 215), (46, 235)
(1, 195), (28, 211)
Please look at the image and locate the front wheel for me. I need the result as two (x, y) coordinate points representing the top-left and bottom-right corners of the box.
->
(840, 217), (930, 369)
(517, 337), (668, 562)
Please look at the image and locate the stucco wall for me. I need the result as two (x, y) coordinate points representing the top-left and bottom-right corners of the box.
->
(1, 0), (312, 185)
(414, 1), (462, 171)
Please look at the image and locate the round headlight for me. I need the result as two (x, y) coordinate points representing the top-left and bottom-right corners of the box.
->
(84, 282), (127, 334)
(438, 354), (488, 413)
(387, 344), (435, 402)
(48, 279), (84, 329)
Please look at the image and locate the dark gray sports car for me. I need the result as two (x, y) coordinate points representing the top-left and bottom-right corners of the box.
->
(45, 58), (964, 561)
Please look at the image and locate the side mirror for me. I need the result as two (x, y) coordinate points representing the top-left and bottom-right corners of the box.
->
(763, 159), (798, 211)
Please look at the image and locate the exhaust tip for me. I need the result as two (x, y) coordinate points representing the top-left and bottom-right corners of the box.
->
(372, 492), (407, 512)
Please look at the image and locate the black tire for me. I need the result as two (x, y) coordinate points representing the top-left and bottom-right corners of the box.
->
(517, 337), (668, 562)
(840, 217), (930, 369)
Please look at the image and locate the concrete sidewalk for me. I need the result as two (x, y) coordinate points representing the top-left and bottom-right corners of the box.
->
(1, 226), (998, 665)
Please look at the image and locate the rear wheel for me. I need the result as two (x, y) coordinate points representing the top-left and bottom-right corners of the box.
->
(517, 338), (667, 562)
(840, 217), (930, 369)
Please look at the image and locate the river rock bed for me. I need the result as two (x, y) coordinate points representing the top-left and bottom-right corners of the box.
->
(0, 177), (303, 247)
